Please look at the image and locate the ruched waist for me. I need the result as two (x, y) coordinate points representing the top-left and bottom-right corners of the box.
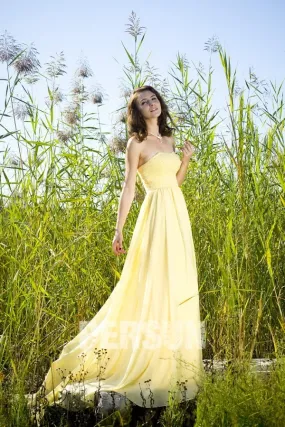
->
(141, 177), (180, 193)
(144, 183), (180, 193)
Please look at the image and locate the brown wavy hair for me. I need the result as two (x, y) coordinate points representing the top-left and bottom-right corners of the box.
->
(126, 85), (176, 142)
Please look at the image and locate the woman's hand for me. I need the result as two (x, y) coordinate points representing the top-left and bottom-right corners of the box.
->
(181, 140), (196, 164)
(112, 230), (127, 256)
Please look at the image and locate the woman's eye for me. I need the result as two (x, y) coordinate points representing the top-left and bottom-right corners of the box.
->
(142, 97), (156, 105)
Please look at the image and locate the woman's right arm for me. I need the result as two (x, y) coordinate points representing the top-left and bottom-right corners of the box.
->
(112, 137), (141, 256)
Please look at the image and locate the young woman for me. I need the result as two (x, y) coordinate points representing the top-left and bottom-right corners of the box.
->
(26, 85), (204, 415)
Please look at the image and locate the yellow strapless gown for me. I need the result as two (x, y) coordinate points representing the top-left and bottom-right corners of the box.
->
(26, 151), (204, 410)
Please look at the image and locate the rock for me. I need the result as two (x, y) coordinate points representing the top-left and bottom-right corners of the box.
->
(58, 388), (132, 415)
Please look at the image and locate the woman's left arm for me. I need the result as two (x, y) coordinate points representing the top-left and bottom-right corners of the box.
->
(174, 140), (196, 187)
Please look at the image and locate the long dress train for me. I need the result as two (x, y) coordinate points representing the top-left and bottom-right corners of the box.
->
(25, 150), (205, 412)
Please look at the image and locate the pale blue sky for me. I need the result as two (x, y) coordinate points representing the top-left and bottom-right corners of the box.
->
(1, 0), (285, 147)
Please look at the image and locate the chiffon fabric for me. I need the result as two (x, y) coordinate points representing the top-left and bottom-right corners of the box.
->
(26, 150), (204, 411)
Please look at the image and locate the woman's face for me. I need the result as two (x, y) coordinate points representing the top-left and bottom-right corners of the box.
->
(136, 90), (161, 119)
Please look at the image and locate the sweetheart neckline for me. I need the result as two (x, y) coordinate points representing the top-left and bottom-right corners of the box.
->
(138, 151), (178, 170)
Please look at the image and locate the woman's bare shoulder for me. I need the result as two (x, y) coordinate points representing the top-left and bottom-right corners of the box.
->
(126, 136), (142, 164)
(127, 135), (141, 149)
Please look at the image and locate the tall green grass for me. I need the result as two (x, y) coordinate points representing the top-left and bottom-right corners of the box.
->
(0, 11), (285, 426)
